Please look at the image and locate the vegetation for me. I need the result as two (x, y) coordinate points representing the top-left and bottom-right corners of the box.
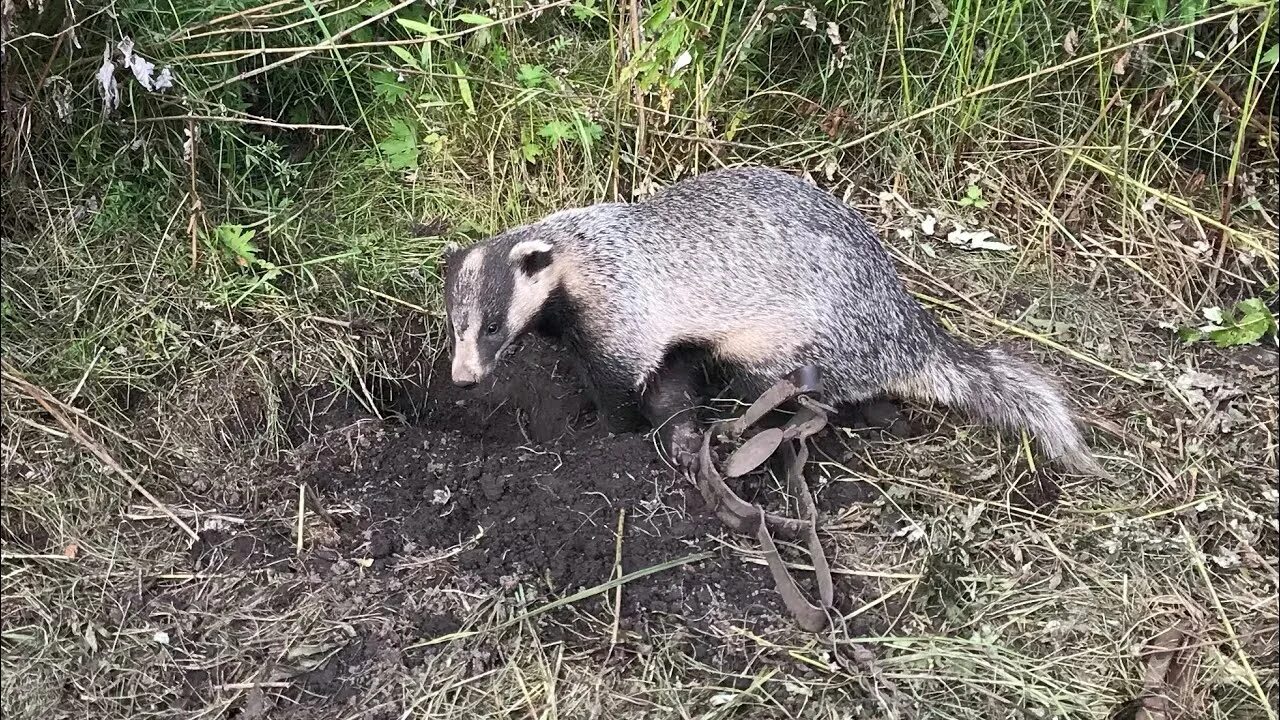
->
(2, 0), (1276, 718)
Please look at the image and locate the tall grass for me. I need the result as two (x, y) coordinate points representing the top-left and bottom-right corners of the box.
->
(0, 0), (1273, 447)
(2, 2), (1277, 719)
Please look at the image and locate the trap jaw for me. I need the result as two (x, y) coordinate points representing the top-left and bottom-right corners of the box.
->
(690, 365), (836, 632)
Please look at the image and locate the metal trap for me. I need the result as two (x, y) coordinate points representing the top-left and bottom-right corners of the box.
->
(689, 365), (837, 632)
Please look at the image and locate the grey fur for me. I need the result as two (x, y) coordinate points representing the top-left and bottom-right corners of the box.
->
(443, 166), (1104, 476)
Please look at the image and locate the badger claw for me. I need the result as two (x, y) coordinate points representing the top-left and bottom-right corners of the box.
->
(661, 422), (703, 474)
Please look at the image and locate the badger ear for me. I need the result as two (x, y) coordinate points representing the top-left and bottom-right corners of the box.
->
(508, 239), (554, 276)
(439, 241), (462, 271)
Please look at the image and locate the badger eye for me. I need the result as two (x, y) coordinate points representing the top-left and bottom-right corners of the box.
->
(485, 322), (499, 335)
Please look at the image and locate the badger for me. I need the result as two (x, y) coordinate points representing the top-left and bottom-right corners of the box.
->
(441, 166), (1104, 476)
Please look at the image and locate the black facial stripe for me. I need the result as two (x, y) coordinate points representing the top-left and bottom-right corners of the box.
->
(479, 241), (516, 327)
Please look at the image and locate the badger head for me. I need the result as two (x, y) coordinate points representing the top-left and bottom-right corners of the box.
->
(441, 233), (558, 387)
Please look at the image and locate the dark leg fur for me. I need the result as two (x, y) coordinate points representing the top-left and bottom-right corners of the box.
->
(535, 292), (647, 432)
(575, 352), (646, 432)
(639, 348), (706, 471)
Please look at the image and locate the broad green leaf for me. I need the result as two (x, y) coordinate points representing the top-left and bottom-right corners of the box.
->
(538, 120), (572, 146)
(1176, 327), (1203, 344)
(370, 70), (409, 103)
(378, 119), (419, 169)
(455, 13), (493, 25)
(217, 225), (258, 266)
(516, 64), (549, 88)
(1182, 298), (1277, 347)
(398, 18), (439, 37)
(570, 1), (604, 20)
(454, 61), (474, 114)
(1263, 43), (1279, 67)
(1179, 0), (1207, 24)
(389, 45), (418, 69)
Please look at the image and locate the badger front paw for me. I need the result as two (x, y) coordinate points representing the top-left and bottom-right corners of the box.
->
(660, 421), (703, 474)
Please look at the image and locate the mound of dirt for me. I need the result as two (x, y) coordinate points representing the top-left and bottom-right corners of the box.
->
(285, 337), (879, 627)
(185, 336), (894, 714)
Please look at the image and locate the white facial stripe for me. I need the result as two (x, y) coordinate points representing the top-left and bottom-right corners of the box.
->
(506, 264), (553, 335)
(451, 306), (484, 383)
(457, 245), (486, 291)
(449, 246), (489, 384)
(508, 239), (553, 261)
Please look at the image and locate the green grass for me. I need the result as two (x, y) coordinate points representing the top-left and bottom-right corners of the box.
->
(2, 0), (1277, 718)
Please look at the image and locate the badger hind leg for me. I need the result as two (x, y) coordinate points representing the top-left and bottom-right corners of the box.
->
(640, 347), (708, 471)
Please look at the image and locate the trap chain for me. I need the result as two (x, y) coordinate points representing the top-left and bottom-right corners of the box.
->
(686, 365), (838, 632)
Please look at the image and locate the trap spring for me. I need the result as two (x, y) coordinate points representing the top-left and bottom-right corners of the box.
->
(689, 366), (836, 632)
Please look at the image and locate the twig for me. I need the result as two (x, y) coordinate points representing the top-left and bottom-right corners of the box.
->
(610, 508), (626, 648)
(628, 0), (646, 158)
(356, 285), (433, 314)
(187, 118), (201, 270)
(212, 682), (292, 691)
(135, 114), (352, 132)
(295, 483), (307, 555)
(0, 553), (75, 562)
(1181, 525), (1276, 720)
(303, 482), (339, 529)
(1, 363), (200, 543)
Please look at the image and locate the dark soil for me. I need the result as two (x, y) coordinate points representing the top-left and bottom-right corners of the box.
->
(185, 336), (897, 714)
(291, 337), (879, 621)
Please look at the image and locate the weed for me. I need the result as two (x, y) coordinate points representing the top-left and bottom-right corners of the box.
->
(1179, 297), (1280, 347)
(1, 0), (1276, 718)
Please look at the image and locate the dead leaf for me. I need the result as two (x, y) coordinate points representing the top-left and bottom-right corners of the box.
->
(819, 106), (847, 138)
(1129, 619), (1198, 720)
(97, 47), (119, 113)
(241, 685), (267, 720)
(920, 214), (937, 236)
(945, 229), (1015, 252)
(1063, 28), (1079, 57)
(410, 216), (451, 238)
(1113, 50), (1131, 76)
(825, 22), (842, 46)
(801, 8), (817, 32)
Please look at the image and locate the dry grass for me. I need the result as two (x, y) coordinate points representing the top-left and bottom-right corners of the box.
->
(2, 0), (1277, 718)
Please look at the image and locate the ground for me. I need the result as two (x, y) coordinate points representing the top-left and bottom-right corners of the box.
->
(4, 303), (1277, 719)
(2, 3), (1278, 717)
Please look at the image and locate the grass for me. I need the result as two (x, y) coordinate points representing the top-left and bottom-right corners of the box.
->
(2, 0), (1278, 718)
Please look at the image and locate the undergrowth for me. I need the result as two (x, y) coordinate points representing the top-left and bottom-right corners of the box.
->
(1, 0), (1277, 718)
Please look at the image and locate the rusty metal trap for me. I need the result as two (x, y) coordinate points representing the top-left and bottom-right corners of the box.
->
(685, 365), (839, 632)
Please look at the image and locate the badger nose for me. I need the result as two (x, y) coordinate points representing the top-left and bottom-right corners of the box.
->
(452, 378), (478, 389)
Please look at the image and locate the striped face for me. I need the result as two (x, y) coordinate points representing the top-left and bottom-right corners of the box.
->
(442, 235), (556, 387)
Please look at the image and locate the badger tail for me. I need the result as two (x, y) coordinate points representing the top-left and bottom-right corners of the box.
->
(888, 341), (1106, 477)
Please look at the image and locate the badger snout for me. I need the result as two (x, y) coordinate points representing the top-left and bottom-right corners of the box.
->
(451, 355), (484, 388)
(450, 364), (481, 388)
